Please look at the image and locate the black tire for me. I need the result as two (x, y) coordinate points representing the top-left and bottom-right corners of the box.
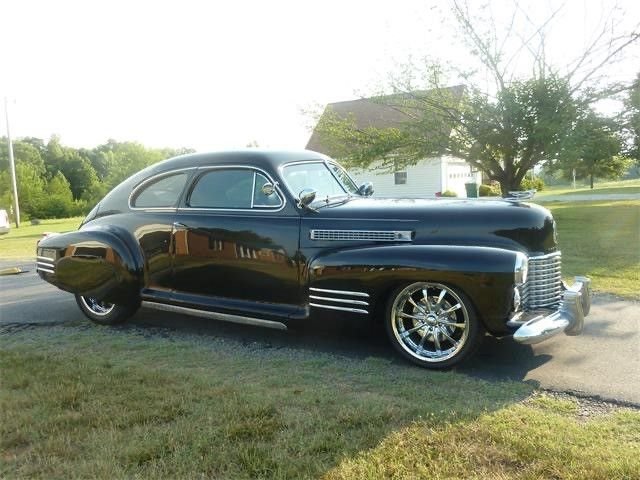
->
(75, 294), (139, 325)
(384, 282), (484, 369)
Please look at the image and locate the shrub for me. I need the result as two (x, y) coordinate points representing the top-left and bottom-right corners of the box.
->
(520, 177), (545, 191)
(441, 190), (458, 197)
(479, 184), (501, 196)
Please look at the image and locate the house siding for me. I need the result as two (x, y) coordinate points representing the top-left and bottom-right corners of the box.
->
(350, 158), (443, 198)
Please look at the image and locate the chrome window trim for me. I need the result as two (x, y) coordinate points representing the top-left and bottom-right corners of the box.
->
(128, 167), (197, 211)
(182, 165), (286, 213)
(250, 171), (257, 208)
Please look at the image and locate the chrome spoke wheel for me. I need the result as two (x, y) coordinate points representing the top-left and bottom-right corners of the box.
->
(390, 282), (470, 363)
(79, 296), (115, 316)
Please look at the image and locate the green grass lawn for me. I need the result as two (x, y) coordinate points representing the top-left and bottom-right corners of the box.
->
(0, 217), (83, 259)
(547, 200), (640, 299)
(1, 327), (638, 479)
(537, 178), (640, 197)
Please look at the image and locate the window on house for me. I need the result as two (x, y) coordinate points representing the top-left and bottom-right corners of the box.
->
(393, 161), (407, 185)
(394, 172), (407, 184)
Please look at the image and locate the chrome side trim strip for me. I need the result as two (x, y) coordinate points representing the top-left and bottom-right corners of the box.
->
(37, 255), (55, 262)
(309, 287), (369, 298)
(309, 295), (369, 306)
(310, 303), (368, 314)
(36, 266), (55, 274)
(310, 229), (413, 242)
(141, 301), (288, 330)
(36, 261), (54, 268)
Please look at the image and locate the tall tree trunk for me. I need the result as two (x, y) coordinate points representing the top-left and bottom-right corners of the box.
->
(590, 173), (594, 189)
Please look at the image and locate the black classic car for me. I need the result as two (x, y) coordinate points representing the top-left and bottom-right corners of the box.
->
(36, 150), (591, 368)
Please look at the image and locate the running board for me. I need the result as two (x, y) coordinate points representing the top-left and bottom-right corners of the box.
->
(141, 301), (288, 331)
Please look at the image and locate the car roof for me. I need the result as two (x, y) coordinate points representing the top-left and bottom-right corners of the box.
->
(150, 149), (330, 175)
(95, 149), (333, 214)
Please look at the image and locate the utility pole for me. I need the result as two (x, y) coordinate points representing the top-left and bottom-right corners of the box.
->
(4, 97), (20, 228)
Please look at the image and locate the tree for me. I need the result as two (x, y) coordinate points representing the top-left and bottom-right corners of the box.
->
(0, 163), (46, 217)
(552, 111), (628, 188)
(0, 138), (46, 175)
(623, 72), (640, 163)
(309, 1), (639, 195)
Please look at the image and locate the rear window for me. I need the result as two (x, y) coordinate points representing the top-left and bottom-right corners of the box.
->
(132, 173), (188, 208)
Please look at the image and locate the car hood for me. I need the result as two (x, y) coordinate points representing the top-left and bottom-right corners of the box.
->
(305, 197), (557, 254)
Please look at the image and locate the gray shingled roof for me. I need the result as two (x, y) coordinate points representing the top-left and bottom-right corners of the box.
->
(306, 86), (465, 153)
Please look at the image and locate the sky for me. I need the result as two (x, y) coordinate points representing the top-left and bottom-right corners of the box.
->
(1, 0), (639, 152)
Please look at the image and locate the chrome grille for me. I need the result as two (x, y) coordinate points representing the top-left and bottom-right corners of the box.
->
(36, 255), (55, 274)
(523, 252), (563, 309)
(310, 230), (412, 242)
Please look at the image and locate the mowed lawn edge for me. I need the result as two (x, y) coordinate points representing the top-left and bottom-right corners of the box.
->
(546, 200), (640, 300)
(1, 327), (638, 479)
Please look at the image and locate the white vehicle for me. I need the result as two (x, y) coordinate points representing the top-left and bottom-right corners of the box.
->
(0, 209), (10, 235)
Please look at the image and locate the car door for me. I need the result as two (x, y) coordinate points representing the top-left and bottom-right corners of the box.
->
(128, 169), (192, 293)
(170, 166), (303, 319)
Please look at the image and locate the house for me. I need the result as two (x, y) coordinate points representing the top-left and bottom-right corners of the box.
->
(306, 89), (482, 198)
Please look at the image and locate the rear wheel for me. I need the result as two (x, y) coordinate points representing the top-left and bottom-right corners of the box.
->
(75, 295), (138, 325)
(385, 282), (483, 369)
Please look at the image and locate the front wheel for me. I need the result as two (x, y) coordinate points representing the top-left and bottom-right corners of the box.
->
(75, 295), (139, 325)
(385, 282), (483, 369)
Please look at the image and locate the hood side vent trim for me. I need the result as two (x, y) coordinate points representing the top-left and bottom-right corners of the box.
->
(310, 229), (412, 242)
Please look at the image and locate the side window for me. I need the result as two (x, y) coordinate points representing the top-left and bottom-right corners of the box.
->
(188, 169), (282, 209)
(253, 172), (282, 207)
(133, 173), (188, 208)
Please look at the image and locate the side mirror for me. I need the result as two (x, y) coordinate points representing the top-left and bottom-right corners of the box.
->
(298, 188), (317, 209)
(358, 182), (374, 197)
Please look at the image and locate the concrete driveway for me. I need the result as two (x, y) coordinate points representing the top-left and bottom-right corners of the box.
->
(1, 260), (638, 405)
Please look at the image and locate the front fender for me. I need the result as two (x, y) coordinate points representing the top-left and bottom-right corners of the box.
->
(37, 225), (144, 304)
(307, 244), (519, 334)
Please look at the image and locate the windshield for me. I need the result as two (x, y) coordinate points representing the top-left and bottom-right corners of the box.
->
(282, 161), (359, 201)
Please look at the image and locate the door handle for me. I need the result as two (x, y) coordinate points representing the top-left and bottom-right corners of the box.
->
(173, 222), (187, 229)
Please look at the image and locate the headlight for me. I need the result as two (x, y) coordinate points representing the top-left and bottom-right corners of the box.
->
(514, 252), (528, 285)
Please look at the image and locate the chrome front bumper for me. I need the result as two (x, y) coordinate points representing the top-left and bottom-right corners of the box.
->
(513, 276), (591, 345)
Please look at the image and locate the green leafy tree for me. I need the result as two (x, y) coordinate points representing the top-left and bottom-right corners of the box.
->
(0, 138), (46, 175)
(0, 162), (47, 218)
(29, 171), (76, 219)
(623, 73), (640, 164)
(309, 1), (639, 195)
(59, 152), (99, 200)
(552, 111), (627, 188)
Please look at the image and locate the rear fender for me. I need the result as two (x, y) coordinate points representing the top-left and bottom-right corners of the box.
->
(307, 244), (518, 334)
(37, 226), (144, 304)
